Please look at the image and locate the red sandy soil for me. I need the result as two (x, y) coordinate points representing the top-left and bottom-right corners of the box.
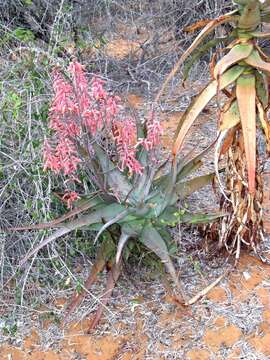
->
(1, 254), (270, 359)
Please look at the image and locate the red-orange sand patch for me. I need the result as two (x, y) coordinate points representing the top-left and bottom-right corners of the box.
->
(186, 348), (210, 360)
(212, 316), (227, 328)
(249, 333), (270, 356)
(105, 39), (142, 59)
(203, 324), (242, 351)
(0, 347), (62, 360)
(227, 347), (242, 360)
(207, 286), (227, 302)
(255, 287), (270, 306)
(2, 251), (270, 359)
(126, 93), (144, 109)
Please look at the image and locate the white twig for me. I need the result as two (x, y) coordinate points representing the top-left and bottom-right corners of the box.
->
(184, 271), (228, 305)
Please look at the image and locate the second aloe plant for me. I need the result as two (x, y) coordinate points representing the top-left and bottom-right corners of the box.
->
(158, 0), (270, 259)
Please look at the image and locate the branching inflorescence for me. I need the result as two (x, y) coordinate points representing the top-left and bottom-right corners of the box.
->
(44, 60), (163, 207)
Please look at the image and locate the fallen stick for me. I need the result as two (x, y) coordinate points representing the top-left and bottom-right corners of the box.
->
(184, 270), (228, 306)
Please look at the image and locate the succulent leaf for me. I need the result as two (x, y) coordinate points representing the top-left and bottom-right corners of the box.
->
(135, 166), (157, 202)
(220, 127), (237, 155)
(236, 74), (256, 194)
(155, 13), (238, 103)
(173, 65), (245, 156)
(214, 131), (233, 202)
(238, 1), (260, 30)
(245, 50), (270, 73)
(93, 208), (132, 244)
(176, 159), (203, 182)
(19, 203), (127, 265)
(132, 142), (149, 194)
(158, 208), (224, 226)
(140, 225), (185, 298)
(257, 101), (270, 152)
(181, 212), (225, 224)
(116, 232), (130, 263)
(65, 234), (115, 316)
(255, 71), (269, 108)
(115, 221), (145, 263)
(220, 99), (241, 130)
(184, 37), (232, 82)
(5, 195), (106, 231)
(121, 221), (144, 236)
(88, 260), (122, 330)
(175, 137), (218, 185)
(156, 206), (180, 226)
(184, 19), (213, 32)
(175, 173), (215, 199)
(250, 31), (270, 38)
(93, 144), (137, 204)
(214, 43), (253, 78)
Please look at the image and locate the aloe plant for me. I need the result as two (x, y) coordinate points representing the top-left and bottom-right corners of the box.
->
(6, 60), (220, 329)
(157, 0), (270, 259)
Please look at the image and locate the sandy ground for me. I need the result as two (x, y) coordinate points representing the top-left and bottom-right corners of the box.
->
(1, 252), (270, 360)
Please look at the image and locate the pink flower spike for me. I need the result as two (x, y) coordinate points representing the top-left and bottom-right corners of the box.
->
(138, 111), (163, 150)
(55, 138), (81, 175)
(62, 190), (80, 209)
(43, 139), (60, 173)
(68, 60), (91, 113)
(91, 77), (107, 101)
(83, 108), (103, 135)
(50, 69), (77, 116)
(113, 119), (143, 176)
(106, 96), (121, 124)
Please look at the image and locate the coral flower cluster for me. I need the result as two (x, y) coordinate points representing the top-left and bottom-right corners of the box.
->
(139, 111), (163, 151)
(44, 60), (163, 207)
(112, 119), (144, 175)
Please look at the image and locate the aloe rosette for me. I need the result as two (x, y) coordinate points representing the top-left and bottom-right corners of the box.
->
(157, 0), (270, 258)
(6, 60), (220, 329)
